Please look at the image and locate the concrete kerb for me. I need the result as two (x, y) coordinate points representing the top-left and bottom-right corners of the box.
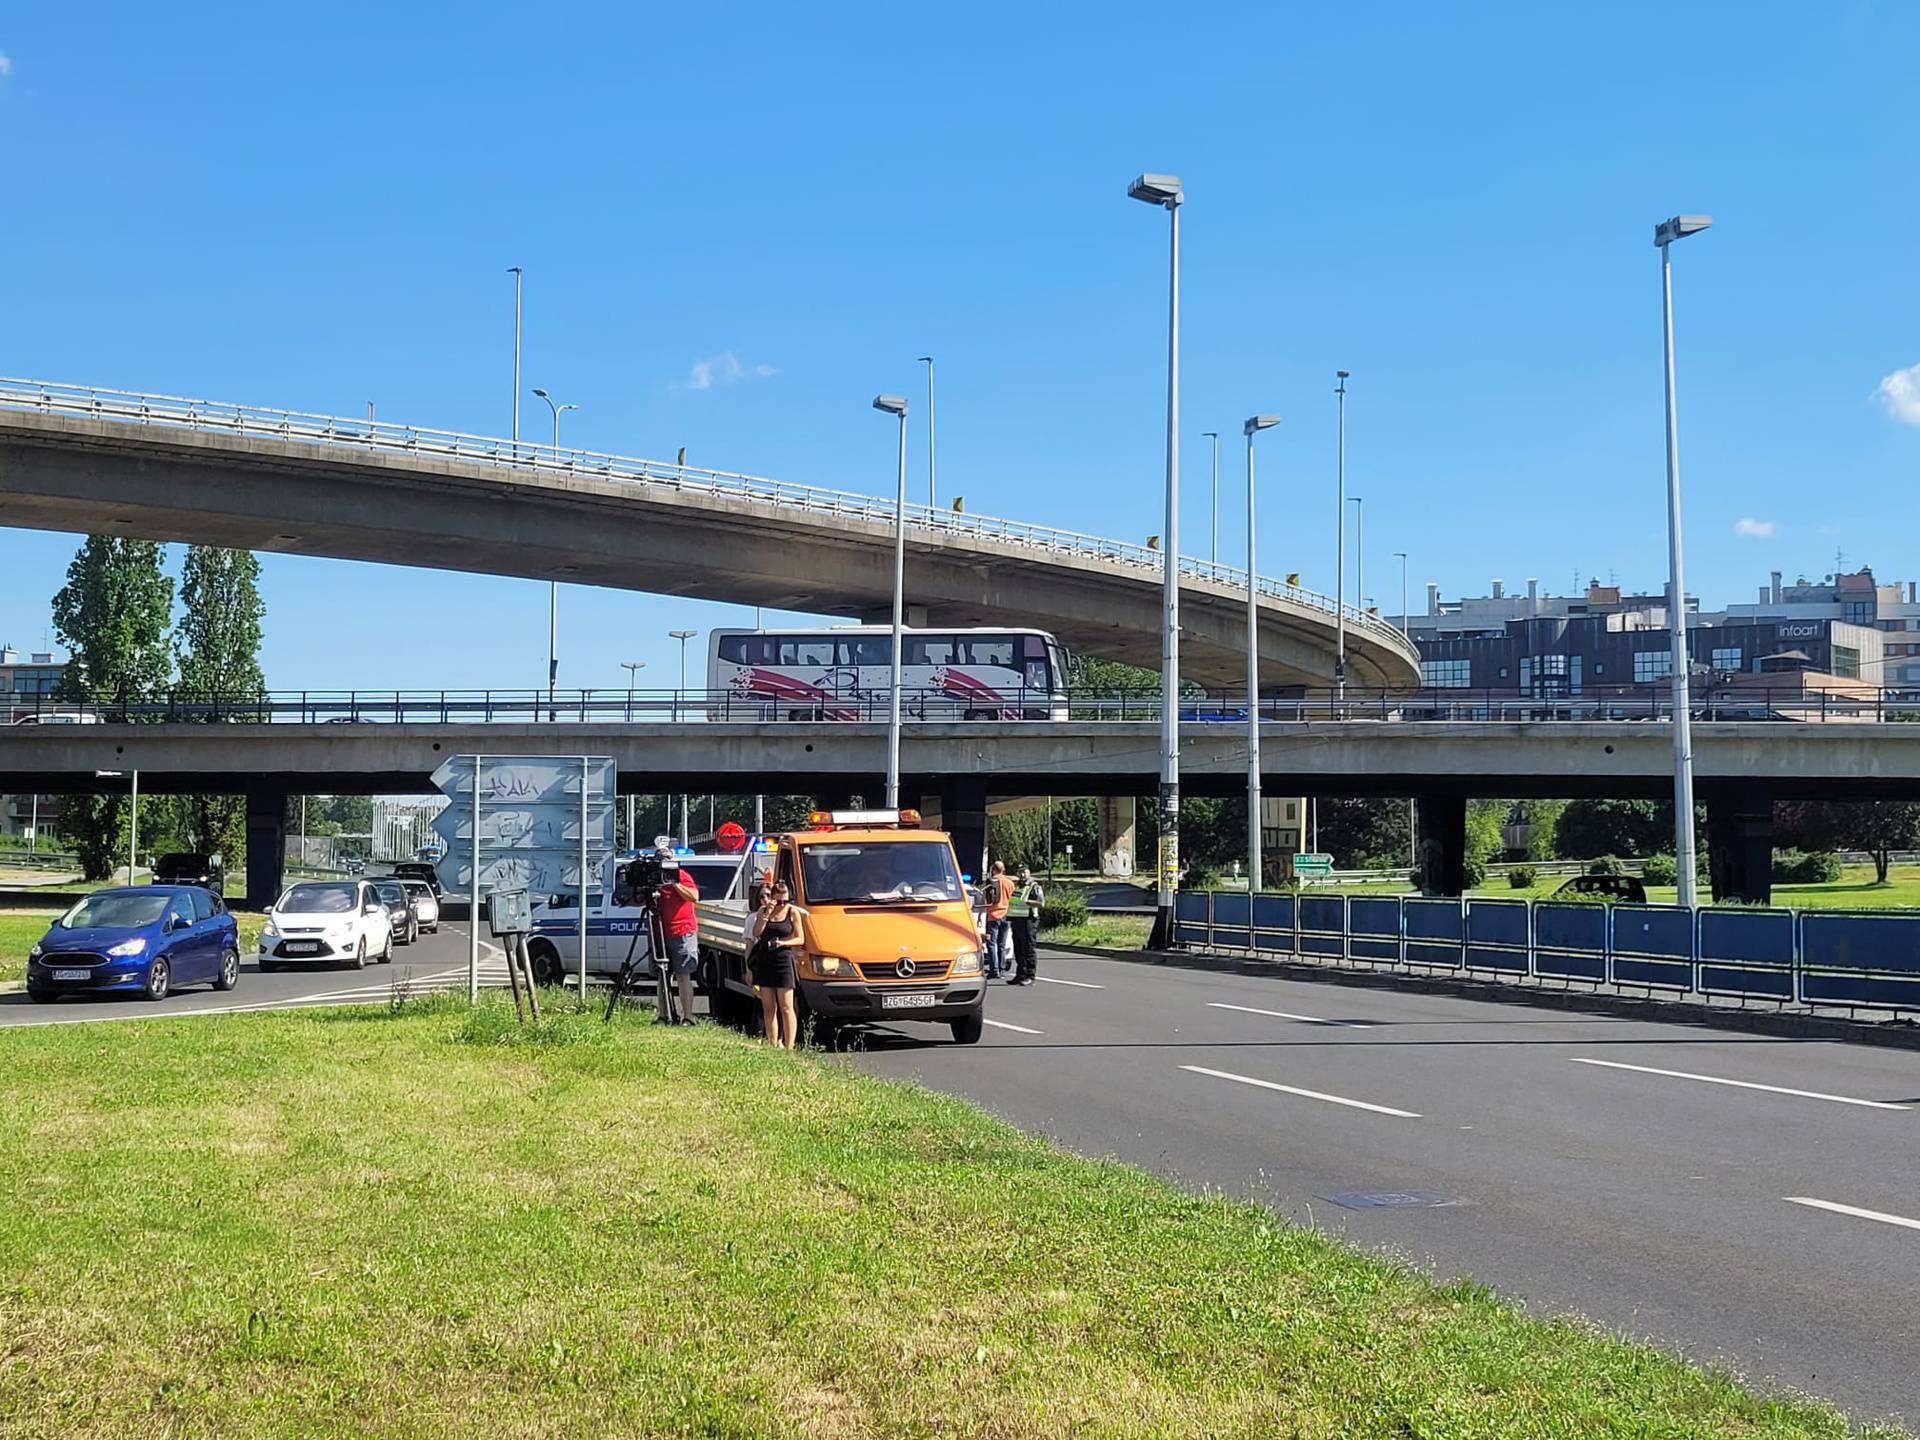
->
(1057, 943), (1920, 1052)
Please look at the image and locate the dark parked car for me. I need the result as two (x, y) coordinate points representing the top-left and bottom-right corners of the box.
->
(372, 879), (418, 944)
(27, 885), (240, 1002)
(152, 851), (224, 894)
(390, 862), (444, 899)
(1552, 874), (1648, 904)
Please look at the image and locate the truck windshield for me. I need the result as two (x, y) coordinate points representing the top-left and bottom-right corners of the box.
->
(801, 841), (963, 904)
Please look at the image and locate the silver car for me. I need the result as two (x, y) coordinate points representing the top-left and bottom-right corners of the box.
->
(397, 878), (441, 935)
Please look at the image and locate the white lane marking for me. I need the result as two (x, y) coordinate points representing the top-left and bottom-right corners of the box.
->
(1207, 1001), (1369, 1028)
(1570, 1058), (1910, 1111)
(983, 1018), (1043, 1035)
(1180, 1064), (1421, 1118)
(1785, 1197), (1920, 1233)
(1036, 975), (1103, 989)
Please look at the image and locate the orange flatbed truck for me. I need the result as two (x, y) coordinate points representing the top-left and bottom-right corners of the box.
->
(696, 810), (987, 1044)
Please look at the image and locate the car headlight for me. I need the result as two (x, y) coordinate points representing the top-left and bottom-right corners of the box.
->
(106, 938), (147, 958)
(952, 951), (982, 977)
(28, 943), (42, 961)
(262, 917), (281, 937)
(802, 953), (856, 979)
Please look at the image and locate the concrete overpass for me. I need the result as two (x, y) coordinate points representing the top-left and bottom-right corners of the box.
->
(7, 719), (1916, 906)
(0, 379), (1419, 690)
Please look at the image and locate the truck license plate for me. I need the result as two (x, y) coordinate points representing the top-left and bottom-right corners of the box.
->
(881, 991), (937, 1009)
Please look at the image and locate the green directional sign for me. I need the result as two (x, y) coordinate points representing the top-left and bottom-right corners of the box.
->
(1290, 853), (1334, 882)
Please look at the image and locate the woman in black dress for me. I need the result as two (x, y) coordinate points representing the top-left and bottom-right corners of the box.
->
(746, 880), (806, 1049)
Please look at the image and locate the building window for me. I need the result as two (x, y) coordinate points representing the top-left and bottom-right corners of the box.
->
(1421, 658), (1472, 688)
(1710, 646), (1742, 672)
(1633, 650), (1672, 683)
(1831, 644), (1860, 679)
(1844, 600), (1874, 625)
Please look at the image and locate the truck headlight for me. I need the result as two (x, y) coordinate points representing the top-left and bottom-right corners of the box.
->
(952, 951), (982, 977)
(803, 953), (856, 979)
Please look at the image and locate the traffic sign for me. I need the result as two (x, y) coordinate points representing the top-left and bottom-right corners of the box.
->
(430, 755), (617, 897)
(716, 821), (747, 852)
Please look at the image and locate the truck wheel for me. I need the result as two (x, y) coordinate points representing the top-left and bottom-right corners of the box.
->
(949, 1011), (984, 1045)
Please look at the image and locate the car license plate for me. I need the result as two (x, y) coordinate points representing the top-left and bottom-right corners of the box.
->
(282, 942), (320, 956)
(881, 991), (937, 1009)
(51, 968), (90, 981)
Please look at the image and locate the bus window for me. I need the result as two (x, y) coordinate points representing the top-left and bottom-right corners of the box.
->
(905, 637), (958, 666)
(839, 636), (890, 666)
(779, 637), (836, 667)
(960, 637), (1016, 668)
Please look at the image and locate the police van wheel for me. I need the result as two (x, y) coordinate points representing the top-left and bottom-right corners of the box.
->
(528, 941), (564, 987)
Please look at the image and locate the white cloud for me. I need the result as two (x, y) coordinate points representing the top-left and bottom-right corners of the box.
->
(682, 351), (778, 391)
(1878, 361), (1920, 425)
(1733, 517), (1777, 539)
(0, 54), (13, 79)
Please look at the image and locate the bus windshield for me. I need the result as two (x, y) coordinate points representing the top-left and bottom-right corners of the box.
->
(800, 841), (964, 904)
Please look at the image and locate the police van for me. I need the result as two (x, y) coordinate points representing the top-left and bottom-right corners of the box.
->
(522, 848), (759, 987)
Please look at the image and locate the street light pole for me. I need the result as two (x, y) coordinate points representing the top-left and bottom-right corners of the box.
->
(621, 659), (643, 723)
(873, 393), (910, 808)
(533, 389), (577, 717)
(669, 630), (697, 848)
(1334, 371), (1350, 702)
(1244, 415), (1281, 891)
(1128, 171), (1183, 951)
(507, 267), (522, 460)
(1351, 496), (1365, 619)
(1394, 551), (1409, 634)
(916, 356), (936, 508)
(1203, 431), (1219, 565)
(1656, 214), (1713, 908)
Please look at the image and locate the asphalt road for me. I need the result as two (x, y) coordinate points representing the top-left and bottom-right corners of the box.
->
(854, 950), (1920, 1429)
(0, 921), (506, 1028)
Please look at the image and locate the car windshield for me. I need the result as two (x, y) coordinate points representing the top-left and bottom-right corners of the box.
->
(400, 881), (431, 897)
(375, 883), (405, 903)
(61, 891), (170, 929)
(279, 882), (359, 914)
(155, 853), (207, 872)
(800, 841), (964, 904)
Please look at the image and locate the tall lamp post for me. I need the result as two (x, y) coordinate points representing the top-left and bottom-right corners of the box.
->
(1203, 430), (1219, 564)
(1394, 551), (1409, 634)
(507, 267), (523, 459)
(620, 661), (643, 840)
(670, 629), (697, 846)
(916, 356), (936, 507)
(1655, 213), (1712, 908)
(1334, 371), (1350, 702)
(533, 389), (577, 718)
(1350, 496), (1365, 621)
(873, 393), (910, 808)
(1243, 415), (1281, 891)
(1127, 171), (1183, 951)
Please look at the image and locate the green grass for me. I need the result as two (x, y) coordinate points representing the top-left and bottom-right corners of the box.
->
(1044, 912), (1154, 949)
(0, 998), (1897, 1439)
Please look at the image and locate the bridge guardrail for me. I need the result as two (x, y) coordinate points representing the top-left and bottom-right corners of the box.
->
(1177, 891), (1920, 1019)
(0, 377), (1414, 657)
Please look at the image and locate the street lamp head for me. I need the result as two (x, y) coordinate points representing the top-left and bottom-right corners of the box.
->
(1243, 415), (1281, 436)
(560, 403), (578, 414)
(1654, 214), (1713, 246)
(532, 387), (550, 400)
(916, 355), (933, 364)
(669, 629), (698, 640)
(872, 394), (909, 417)
(1202, 430), (1218, 440)
(1127, 173), (1183, 208)
(507, 265), (522, 275)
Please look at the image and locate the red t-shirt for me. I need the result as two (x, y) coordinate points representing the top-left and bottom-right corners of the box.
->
(658, 873), (699, 936)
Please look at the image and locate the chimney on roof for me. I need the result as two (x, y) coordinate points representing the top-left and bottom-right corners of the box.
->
(1759, 586), (1770, 603)
(1425, 581), (1440, 616)
(1770, 570), (1782, 604)
(1491, 579), (1505, 599)
(1911, 581), (1917, 605)
(1526, 577), (1539, 612)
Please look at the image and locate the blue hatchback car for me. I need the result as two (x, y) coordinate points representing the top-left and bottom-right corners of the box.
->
(26, 885), (240, 1003)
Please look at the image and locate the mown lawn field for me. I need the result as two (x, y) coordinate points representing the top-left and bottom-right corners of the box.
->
(0, 997), (1899, 1439)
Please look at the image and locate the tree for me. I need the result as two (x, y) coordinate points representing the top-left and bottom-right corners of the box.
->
(1777, 799), (1920, 884)
(1521, 799), (1567, 861)
(51, 537), (174, 879)
(1464, 799), (1508, 881)
(1312, 797), (1410, 870)
(174, 546), (268, 867)
(1555, 799), (1671, 860)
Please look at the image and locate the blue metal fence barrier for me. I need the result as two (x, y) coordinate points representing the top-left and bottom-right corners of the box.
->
(1403, 897), (1465, 970)
(1532, 902), (1610, 983)
(1252, 893), (1296, 952)
(1800, 912), (1920, 1010)
(1697, 908), (1796, 1001)
(1609, 904), (1696, 991)
(1299, 895), (1347, 958)
(1465, 899), (1532, 976)
(1348, 896), (1403, 963)
(1211, 890), (1253, 951)
(1172, 890), (1211, 948)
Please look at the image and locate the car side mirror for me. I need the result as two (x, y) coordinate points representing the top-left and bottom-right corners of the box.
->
(208, 854), (222, 869)
(164, 915), (181, 933)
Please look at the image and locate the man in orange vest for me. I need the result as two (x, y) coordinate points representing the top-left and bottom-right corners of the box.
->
(983, 860), (1015, 980)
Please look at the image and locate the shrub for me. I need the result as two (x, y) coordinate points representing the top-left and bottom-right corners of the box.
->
(1641, 853), (1678, 887)
(1037, 884), (1088, 934)
(1587, 856), (1623, 877)
(1773, 849), (1843, 884)
(1185, 864), (1226, 892)
(1461, 856), (1487, 890)
(1506, 865), (1538, 889)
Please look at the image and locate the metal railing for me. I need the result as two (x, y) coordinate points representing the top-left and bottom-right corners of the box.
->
(7, 684), (1920, 727)
(1173, 890), (1920, 1018)
(0, 376), (1415, 656)
(8, 683), (1920, 727)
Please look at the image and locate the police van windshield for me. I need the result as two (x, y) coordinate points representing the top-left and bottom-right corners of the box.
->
(801, 842), (963, 904)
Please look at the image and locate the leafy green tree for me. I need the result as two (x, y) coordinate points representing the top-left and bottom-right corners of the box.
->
(1555, 799), (1671, 860)
(51, 537), (174, 879)
(1521, 799), (1566, 861)
(1776, 799), (1920, 884)
(174, 546), (268, 867)
(1312, 797), (1411, 870)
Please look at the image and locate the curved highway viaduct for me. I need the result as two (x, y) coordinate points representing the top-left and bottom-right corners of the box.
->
(0, 384), (1419, 690)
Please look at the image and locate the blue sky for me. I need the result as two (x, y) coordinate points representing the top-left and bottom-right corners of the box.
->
(3, 2), (1917, 691)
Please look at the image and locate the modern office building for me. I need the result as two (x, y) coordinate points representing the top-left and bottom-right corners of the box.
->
(2, 646), (69, 840)
(1722, 568), (1920, 689)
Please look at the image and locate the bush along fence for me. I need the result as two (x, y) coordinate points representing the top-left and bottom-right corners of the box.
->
(1171, 890), (1920, 1018)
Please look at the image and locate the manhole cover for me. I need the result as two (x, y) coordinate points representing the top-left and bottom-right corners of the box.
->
(1322, 1190), (1458, 1210)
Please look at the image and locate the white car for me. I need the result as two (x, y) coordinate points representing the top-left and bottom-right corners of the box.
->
(259, 879), (394, 970)
(397, 878), (441, 934)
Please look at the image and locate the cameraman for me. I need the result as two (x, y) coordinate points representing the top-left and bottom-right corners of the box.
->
(652, 849), (701, 1024)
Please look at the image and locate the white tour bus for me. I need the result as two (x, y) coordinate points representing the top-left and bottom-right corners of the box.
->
(706, 626), (1071, 721)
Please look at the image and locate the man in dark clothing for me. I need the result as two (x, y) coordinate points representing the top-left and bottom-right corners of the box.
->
(1009, 865), (1043, 986)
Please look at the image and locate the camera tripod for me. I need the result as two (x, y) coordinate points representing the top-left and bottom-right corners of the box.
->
(602, 893), (676, 1024)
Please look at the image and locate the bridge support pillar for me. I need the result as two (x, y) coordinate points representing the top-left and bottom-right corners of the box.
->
(1098, 797), (1136, 877)
(940, 778), (988, 883)
(1414, 795), (1466, 896)
(244, 782), (289, 911)
(1705, 782), (1773, 905)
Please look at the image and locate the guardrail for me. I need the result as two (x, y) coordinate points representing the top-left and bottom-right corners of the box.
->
(1172, 891), (1920, 1017)
(8, 684), (1920, 726)
(0, 376), (1414, 657)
